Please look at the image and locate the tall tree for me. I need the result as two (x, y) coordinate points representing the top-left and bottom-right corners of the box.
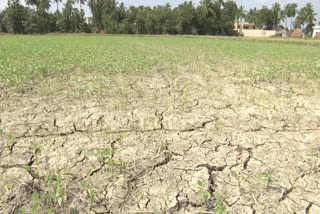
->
(102, 0), (119, 33)
(54, 0), (62, 12)
(175, 1), (197, 34)
(246, 8), (258, 24)
(280, 9), (286, 27)
(222, 0), (238, 23)
(295, 3), (317, 36)
(88, 0), (103, 31)
(25, 0), (38, 11)
(286, 3), (298, 29)
(77, 0), (86, 11)
(61, 0), (74, 31)
(237, 5), (246, 22)
(37, 0), (51, 15)
(118, 2), (125, 20)
(35, 0), (51, 32)
(246, 6), (273, 30)
(6, 0), (28, 33)
(271, 2), (281, 28)
(196, 0), (218, 35)
(284, 4), (290, 29)
(0, 9), (4, 32)
(259, 6), (273, 30)
(221, 0), (238, 35)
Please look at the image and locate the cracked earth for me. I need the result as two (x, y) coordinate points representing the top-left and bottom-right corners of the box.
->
(1, 63), (320, 213)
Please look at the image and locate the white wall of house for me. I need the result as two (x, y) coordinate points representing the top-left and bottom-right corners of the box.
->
(241, 29), (276, 38)
(313, 26), (320, 38)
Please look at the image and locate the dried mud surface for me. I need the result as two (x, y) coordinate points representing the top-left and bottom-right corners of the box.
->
(1, 67), (320, 214)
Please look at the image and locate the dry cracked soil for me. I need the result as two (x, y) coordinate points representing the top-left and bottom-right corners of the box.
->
(1, 61), (320, 214)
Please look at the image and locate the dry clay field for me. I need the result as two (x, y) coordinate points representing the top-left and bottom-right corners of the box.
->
(1, 35), (320, 214)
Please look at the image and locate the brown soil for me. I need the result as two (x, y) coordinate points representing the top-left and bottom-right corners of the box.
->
(1, 66), (320, 213)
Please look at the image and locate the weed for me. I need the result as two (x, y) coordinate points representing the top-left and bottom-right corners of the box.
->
(230, 170), (238, 179)
(215, 193), (227, 214)
(288, 87), (295, 94)
(6, 133), (15, 151)
(214, 120), (223, 131)
(17, 208), (27, 214)
(308, 146), (314, 156)
(230, 170), (245, 184)
(153, 204), (158, 214)
(31, 192), (45, 212)
(153, 93), (158, 103)
(25, 142), (69, 212)
(118, 158), (126, 173)
(30, 141), (41, 165)
(262, 169), (276, 187)
(197, 180), (210, 205)
(308, 146), (320, 173)
(46, 172), (67, 207)
(89, 147), (116, 166)
(81, 180), (96, 207)
(7, 133), (14, 142)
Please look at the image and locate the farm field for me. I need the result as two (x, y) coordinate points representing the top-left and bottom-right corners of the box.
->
(1, 34), (320, 213)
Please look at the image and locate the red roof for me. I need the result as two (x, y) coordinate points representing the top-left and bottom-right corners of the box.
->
(243, 23), (255, 27)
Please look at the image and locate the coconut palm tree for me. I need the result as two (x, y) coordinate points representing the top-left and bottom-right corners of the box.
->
(77, 0), (86, 11)
(280, 9), (286, 27)
(25, 0), (38, 11)
(286, 3), (298, 29)
(237, 6), (246, 22)
(88, 0), (104, 31)
(54, 0), (62, 12)
(284, 4), (290, 29)
(37, 0), (51, 15)
(271, 2), (281, 28)
(62, 0), (74, 31)
(295, 3), (317, 36)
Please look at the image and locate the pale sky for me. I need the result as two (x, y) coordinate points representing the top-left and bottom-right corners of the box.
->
(0, 0), (319, 22)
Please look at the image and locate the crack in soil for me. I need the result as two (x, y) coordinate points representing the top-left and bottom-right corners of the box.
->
(305, 203), (312, 214)
(9, 141), (18, 155)
(243, 148), (252, 169)
(128, 152), (173, 184)
(196, 163), (226, 201)
(279, 186), (294, 202)
(169, 194), (201, 213)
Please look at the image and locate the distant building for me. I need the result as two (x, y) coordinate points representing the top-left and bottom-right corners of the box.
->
(85, 16), (93, 25)
(312, 26), (320, 38)
(234, 22), (275, 38)
(234, 22), (255, 31)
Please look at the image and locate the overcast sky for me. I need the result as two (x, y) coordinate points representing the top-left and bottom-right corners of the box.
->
(0, 0), (319, 23)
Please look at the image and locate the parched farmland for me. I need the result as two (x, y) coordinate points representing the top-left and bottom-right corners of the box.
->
(1, 35), (320, 213)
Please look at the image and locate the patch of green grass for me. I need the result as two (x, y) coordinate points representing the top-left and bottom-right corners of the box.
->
(1, 35), (320, 99)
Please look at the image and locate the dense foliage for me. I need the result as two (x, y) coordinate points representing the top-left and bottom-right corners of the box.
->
(0, 0), (318, 36)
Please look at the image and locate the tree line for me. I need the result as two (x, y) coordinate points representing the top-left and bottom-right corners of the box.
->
(0, 0), (318, 36)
